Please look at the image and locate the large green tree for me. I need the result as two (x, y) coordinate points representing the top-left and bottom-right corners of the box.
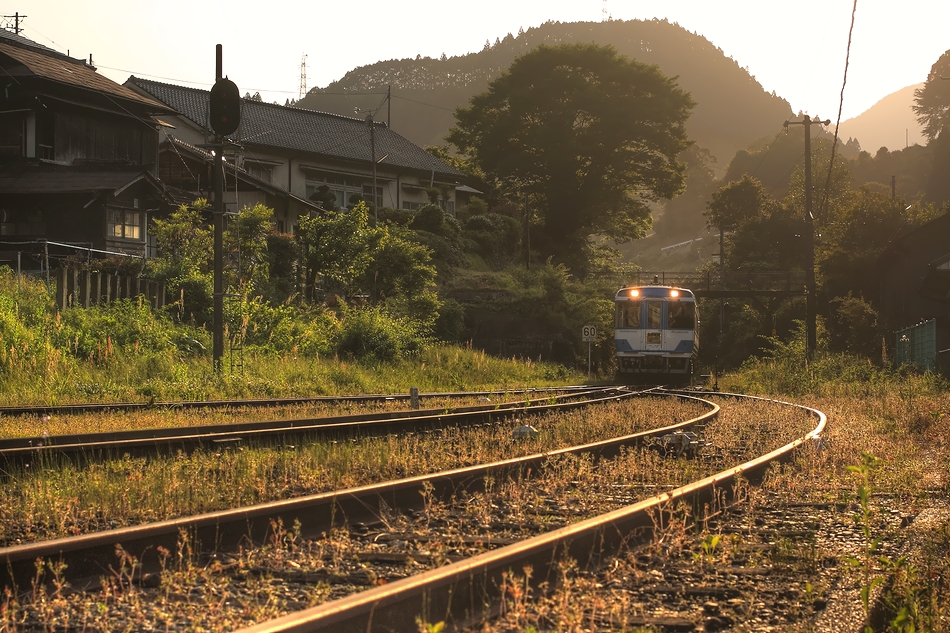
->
(913, 49), (950, 143)
(447, 43), (694, 275)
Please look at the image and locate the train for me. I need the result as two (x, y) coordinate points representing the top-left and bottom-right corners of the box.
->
(614, 284), (699, 384)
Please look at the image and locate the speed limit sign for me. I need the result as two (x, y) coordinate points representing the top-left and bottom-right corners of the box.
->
(582, 325), (597, 342)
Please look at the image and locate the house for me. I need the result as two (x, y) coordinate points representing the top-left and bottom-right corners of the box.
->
(124, 77), (467, 227)
(0, 28), (176, 265)
(877, 211), (950, 359)
(156, 135), (319, 235)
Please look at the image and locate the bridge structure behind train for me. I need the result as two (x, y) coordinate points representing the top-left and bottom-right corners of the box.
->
(626, 270), (807, 299)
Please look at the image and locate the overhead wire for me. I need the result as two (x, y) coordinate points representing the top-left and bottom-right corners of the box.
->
(749, 130), (783, 180)
(817, 0), (858, 222)
(768, 151), (805, 198)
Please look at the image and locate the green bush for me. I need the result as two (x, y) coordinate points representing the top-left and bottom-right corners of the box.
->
(335, 305), (427, 362)
(434, 298), (466, 342)
(377, 206), (413, 226)
(462, 213), (523, 266)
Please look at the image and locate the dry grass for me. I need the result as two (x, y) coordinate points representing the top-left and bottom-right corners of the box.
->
(0, 393), (538, 439)
(1, 396), (810, 633)
(0, 397), (707, 546)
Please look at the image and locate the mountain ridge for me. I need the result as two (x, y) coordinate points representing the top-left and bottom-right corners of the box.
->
(835, 84), (926, 154)
(298, 19), (794, 171)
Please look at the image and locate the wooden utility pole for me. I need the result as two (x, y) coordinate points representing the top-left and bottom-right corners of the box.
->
(784, 114), (830, 357)
(2, 12), (26, 34)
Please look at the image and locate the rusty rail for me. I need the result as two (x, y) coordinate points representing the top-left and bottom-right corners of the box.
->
(0, 389), (710, 592)
(236, 391), (823, 633)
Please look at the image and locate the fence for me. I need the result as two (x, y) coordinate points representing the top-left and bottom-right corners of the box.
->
(54, 267), (167, 311)
(894, 319), (937, 371)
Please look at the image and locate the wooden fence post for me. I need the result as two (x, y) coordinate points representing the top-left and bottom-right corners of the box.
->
(82, 271), (91, 308)
(69, 268), (80, 307)
(55, 268), (67, 310)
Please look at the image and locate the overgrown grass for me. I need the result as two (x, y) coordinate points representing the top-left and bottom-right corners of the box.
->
(0, 270), (580, 405)
(0, 398), (708, 545)
(719, 330), (950, 632)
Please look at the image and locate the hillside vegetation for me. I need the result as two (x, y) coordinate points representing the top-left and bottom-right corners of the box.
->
(299, 19), (792, 169)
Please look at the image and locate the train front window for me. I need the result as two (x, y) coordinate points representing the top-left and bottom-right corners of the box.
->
(646, 302), (662, 329)
(615, 300), (641, 328)
(668, 301), (695, 329)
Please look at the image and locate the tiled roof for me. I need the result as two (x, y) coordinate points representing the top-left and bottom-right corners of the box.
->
(0, 161), (158, 194)
(0, 31), (168, 111)
(161, 135), (319, 210)
(0, 28), (59, 54)
(128, 77), (464, 179)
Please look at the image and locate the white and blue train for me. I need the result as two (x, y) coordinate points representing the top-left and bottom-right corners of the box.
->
(614, 285), (699, 384)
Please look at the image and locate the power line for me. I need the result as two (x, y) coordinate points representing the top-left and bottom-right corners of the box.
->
(818, 0), (858, 222)
(749, 130), (784, 180)
(392, 94), (456, 112)
(0, 12), (26, 35)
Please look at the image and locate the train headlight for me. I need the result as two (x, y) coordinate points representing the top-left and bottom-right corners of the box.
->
(629, 289), (639, 297)
(670, 289), (679, 298)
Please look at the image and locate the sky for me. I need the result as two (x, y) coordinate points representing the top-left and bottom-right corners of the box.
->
(7, 0), (950, 125)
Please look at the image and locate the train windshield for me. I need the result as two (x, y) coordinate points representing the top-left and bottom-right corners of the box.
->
(646, 302), (663, 329)
(615, 300), (641, 328)
(668, 301), (695, 329)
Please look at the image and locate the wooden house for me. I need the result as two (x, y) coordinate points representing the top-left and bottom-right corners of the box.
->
(0, 28), (173, 268)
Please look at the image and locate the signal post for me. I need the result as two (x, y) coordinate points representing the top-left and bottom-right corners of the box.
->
(208, 45), (241, 370)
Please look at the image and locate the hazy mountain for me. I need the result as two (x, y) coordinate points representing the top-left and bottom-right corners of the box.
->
(298, 19), (793, 170)
(835, 84), (926, 153)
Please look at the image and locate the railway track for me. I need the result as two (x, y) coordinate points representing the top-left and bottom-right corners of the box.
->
(0, 385), (592, 419)
(0, 387), (618, 466)
(0, 391), (825, 632)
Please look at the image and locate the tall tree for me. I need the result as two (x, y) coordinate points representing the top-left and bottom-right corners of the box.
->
(447, 43), (694, 274)
(913, 49), (950, 143)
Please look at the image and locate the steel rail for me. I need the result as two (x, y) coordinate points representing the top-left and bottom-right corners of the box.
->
(0, 388), (618, 466)
(0, 390), (714, 593)
(236, 392), (825, 633)
(0, 386), (594, 419)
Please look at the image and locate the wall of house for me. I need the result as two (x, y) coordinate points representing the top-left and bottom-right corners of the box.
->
(53, 108), (156, 166)
(155, 113), (457, 215)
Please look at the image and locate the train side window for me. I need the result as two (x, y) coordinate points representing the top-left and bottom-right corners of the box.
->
(668, 301), (695, 329)
(646, 302), (662, 329)
(616, 300), (641, 328)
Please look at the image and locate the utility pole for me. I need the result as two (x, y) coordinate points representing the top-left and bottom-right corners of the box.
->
(784, 114), (830, 357)
(2, 12), (26, 34)
(387, 84), (391, 128)
(366, 114), (377, 224)
(524, 193), (530, 270)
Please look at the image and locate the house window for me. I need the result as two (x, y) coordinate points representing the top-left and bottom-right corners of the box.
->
(246, 163), (273, 184)
(305, 171), (377, 209)
(402, 201), (424, 211)
(108, 209), (141, 239)
(362, 185), (382, 207)
(1, 209), (44, 235)
(0, 112), (25, 157)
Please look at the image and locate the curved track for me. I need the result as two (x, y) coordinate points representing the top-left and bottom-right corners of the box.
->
(0, 391), (824, 632)
(238, 391), (824, 633)
(0, 387), (702, 591)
